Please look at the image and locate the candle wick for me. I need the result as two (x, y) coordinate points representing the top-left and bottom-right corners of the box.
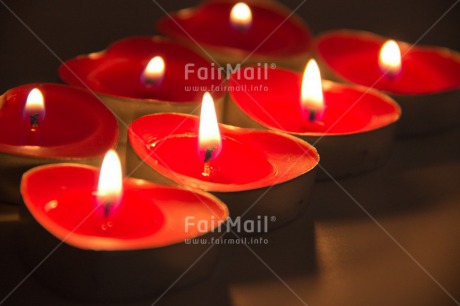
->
(204, 147), (215, 163)
(202, 147), (215, 178)
(103, 201), (112, 218)
(30, 113), (39, 130)
(308, 110), (316, 122)
(386, 71), (396, 80)
(143, 78), (157, 88)
(142, 74), (163, 88)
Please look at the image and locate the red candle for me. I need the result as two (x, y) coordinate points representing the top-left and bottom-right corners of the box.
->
(315, 30), (460, 134)
(19, 151), (228, 300)
(127, 94), (319, 230)
(156, 0), (313, 69)
(0, 83), (118, 204)
(226, 61), (401, 179)
(59, 36), (226, 143)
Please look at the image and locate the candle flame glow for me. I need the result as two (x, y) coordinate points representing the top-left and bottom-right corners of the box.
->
(198, 92), (222, 163)
(301, 59), (324, 122)
(143, 56), (165, 86)
(24, 88), (45, 128)
(97, 150), (123, 216)
(379, 40), (401, 76)
(230, 2), (252, 31)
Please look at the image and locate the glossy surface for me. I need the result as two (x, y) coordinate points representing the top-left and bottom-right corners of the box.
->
(229, 67), (400, 135)
(21, 164), (228, 250)
(129, 113), (319, 192)
(0, 83), (118, 158)
(316, 30), (460, 94)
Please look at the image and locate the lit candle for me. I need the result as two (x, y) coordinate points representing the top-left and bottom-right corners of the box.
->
(19, 151), (228, 300)
(59, 36), (226, 144)
(127, 93), (319, 230)
(156, 1), (313, 70)
(315, 30), (460, 135)
(226, 61), (401, 179)
(0, 83), (118, 204)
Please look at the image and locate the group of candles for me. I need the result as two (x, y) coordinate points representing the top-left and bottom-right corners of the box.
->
(1, 0), (459, 300)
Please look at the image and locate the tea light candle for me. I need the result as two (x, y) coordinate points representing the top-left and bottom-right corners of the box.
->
(156, 0), (313, 70)
(315, 30), (460, 135)
(226, 60), (401, 179)
(0, 83), (118, 204)
(19, 151), (228, 300)
(59, 36), (226, 143)
(127, 93), (319, 230)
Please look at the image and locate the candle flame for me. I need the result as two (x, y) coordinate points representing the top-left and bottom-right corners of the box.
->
(301, 59), (324, 121)
(24, 88), (45, 128)
(143, 56), (165, 86)
(379, 40), (401, 76)
(97, 150), (123, 216)
(230, 2), (252, 31)
(198, 92), (222, 163)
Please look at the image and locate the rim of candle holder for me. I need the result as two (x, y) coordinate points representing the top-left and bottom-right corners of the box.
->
(227, 72), (402, 137)
(58, 35), (226, 103)
(314, 29), (460, 96)
(21, 163), (229, 251)
(156, 0), (313, 58)
(128, 113), (320, 193)
(0, 83), (119, 158)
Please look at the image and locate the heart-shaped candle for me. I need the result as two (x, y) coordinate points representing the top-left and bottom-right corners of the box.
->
(127, 93), (319, 230)
(315, 30), (460, 135)
(19, 151), (228, 300)
(0, 83), (118, 204)
(226, 61), (401, 179)
(59, 36), (226, 143)
(156, 0), (313, 70)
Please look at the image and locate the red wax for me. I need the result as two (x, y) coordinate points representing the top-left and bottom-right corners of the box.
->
(156, 1), (312, 57)
(0, 83), (118, 158)
(229, 67), (400, 135)
(316, 30), (460, 94)
(129, 113), (318, 192)
(21, 164), (228, 250)
(59, 36), (225, 102)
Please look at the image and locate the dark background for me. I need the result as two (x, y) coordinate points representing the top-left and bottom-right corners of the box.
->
(0, 1), (459, 306)
(0, 0), (459, 93)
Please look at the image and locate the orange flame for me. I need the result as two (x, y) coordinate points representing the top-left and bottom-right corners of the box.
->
(97, 150), (123, 216)
(301, 59), (324, 121)
(230, 2), (252, 31)
(198, 92), (222, 163)
(379, 40), (401, 76)
(142, 56), (165, 86)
